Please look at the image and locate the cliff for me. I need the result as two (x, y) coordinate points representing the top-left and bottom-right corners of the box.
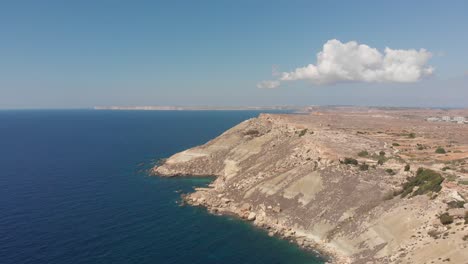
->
(153, 111), (468, 263)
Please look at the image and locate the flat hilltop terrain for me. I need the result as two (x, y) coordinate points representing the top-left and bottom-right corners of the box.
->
(154, 108), (468, 264)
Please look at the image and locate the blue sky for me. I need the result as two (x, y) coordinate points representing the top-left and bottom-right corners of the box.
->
(0, 0), (467, 108)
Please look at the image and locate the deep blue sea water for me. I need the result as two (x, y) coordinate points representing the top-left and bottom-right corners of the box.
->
(0, 110), (324, 264)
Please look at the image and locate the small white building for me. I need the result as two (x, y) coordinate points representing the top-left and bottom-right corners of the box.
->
(426, 117), (440, 122)
(441, 116), (451, 122)
(453, 116), (466, 123)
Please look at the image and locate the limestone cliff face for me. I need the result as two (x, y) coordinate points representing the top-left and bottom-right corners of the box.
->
(153, 113), (468, 264)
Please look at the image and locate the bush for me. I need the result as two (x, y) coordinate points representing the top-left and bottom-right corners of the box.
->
(447, 200), (465, 209)
(428, 230), (441, 239)
(392, 143), (400, 146)
(379, 151), (386, 156)
(343, 158), (358, 165)
(445, 174), (457, 182)
(359, 163), (369, 171)
(435, 147), (446, 154)
(439, 213), (453, 225)
(385, 169), (395, 175)
(400, 168), (444, 198)
(377, 158), (385, 166)
(408, 133), (416, 138)
(244, 129), (260, 136)
(465, 211), (468, 224)
(297, 129), (308, 137)
(404, 164), (411, 171)
(358, 150), (369, 157)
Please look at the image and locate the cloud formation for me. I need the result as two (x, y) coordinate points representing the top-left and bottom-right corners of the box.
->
(256, 80), (280, 89)
(258, 39), (434, 88)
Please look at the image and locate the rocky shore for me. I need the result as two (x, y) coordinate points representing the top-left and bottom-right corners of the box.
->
(180, 187), (341, 263)
(153, 109), (468, 263)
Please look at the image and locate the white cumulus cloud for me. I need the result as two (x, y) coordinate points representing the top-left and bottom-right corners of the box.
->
(257, 80), (280, 89)
(258, 39), (434, 88)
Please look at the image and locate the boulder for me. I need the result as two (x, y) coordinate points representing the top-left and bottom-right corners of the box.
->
(447, 191), (465, 202)
(247, 212), (256, 221)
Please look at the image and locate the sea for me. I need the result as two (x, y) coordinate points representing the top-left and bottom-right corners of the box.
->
(0, 110), (324, 264)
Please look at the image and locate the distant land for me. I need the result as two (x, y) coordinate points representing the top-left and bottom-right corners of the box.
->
(93, 106), (299, 111)
(94, 105), (468, 111)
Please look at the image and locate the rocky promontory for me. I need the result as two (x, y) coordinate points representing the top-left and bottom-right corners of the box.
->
(153, 109), (468, 263)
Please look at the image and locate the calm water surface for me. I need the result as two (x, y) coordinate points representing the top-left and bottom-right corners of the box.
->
(0, 110), (324, 264)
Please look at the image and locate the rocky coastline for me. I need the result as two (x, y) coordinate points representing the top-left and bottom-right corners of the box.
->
(179, 186), (339, 263)
(153, 109), (468, 263)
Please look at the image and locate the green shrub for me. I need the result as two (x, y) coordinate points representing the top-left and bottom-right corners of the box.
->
(358, 150), (369, 157)
(400, 168), (444, 198)
(459, 180), (468, 185)
(441, 166), (451, 171)
(465, 211), (468, 224)
(447, 200), (465, 209)
(343, 158), (358, 165)
(385, 169), (395, 175)
(428, 230), (441, 239)
(377, 158), (385, 166)
(408, 133), (416, 138)
(359, 163), (369, 171)
(439, 213), (453, 225)
(417, 144), (424, 150)
(404, 164), (411, 171)
(435, 147), (446, 154)
(392, 143), (400, 146)
(297, 129), (308, 137)
(379, 151), (386, 156)
(244, 129), (260, 136)
(445, 174), (457, 182)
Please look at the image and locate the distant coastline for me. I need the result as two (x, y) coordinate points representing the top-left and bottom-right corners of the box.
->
(94, 105), (468, 111)
(93, 106), (300, 111)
